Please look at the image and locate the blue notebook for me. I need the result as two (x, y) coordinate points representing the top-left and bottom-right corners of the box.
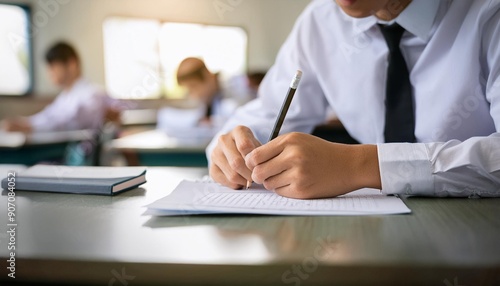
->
(1, 165), (146, 195)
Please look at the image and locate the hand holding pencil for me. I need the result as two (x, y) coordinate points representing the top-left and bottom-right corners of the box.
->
(246, 70), (303, 189)
(209, 70), (302, 190)
(210, 67), (381, 199)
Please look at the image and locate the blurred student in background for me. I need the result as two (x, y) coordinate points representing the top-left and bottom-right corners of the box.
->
(157, 57), (261, 137)
(246, 71), (266, 99)
(177, 57), (254, 121)
(1, 42), (117, 133)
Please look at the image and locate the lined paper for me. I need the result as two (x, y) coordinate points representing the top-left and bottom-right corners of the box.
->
(146, 181), (411, 216)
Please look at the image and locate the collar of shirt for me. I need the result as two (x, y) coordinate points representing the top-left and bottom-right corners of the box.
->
(348, 0), (442, 42)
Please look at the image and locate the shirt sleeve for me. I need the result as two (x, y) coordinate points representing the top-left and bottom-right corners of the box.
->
(378, 8), (500, 198)
(29, 96), (66, 132)
(72, 92), (109, 131)
(30, 90), (110, 132)
(378, 135), (500, 197)
(206, 2), (329, 160)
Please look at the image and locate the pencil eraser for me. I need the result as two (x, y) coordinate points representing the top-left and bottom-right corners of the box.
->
(290, 70), (303, 89)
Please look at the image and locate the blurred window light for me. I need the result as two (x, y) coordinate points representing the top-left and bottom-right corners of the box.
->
(103, 17), (247, 99)
(103, 17), (162, 100)
(0, 4), (33, 96)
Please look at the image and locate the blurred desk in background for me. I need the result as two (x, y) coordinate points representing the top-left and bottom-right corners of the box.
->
(107, 130), (209, 167)
(0, 130), (94, 165)
(1, 167), (499, 286)
(120, 109), (158, 127)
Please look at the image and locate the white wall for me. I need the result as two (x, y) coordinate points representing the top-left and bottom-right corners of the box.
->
(4, 0), (311, 97)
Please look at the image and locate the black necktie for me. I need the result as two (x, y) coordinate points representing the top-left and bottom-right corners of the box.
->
(378, 24), (416, 143)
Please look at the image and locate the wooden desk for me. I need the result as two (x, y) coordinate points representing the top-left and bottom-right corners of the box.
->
(0, 130), (94, 165)
(107, 130), (209, 167)
(0, 167), (499, 286)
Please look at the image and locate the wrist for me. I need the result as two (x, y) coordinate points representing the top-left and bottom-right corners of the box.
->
(352, 144), (382, 190)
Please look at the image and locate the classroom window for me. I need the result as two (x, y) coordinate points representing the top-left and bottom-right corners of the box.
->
(103, 17), (247, 99)
(0, 3), (33, 96)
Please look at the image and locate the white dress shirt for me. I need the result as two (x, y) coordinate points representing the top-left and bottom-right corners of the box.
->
(207, 0), (500, 197)
(30, 78), (111, 132)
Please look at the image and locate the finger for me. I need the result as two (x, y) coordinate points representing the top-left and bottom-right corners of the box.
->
(251, 152), (290, 184)
(209, 162), (243, 190)
(212, 146), (247, 188)
(232, 126), (262, 156)
(261, 168), (292, 191)
(274, 182), (309, 199)
(274, 184), (296, 199)
(245, 137), (287, 169)
(220, 134), (252, 180)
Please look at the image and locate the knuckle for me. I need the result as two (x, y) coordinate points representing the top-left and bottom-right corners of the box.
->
(262, 179), (275, 191)
(217, 136), (226, 147)
(210, 147), (223, 163)
(228, 183), (241, 190)
(210, 152), (217, 164)
(285, 146), (300, 162)
(284, 132), (301, 143)
(245, 152), (257, 167)
(227, 172), (241, 184)
(291, 150), (305, 163)
(234, 125), (250, 134)
(209, 164), (223, 183)
(228, 156), (245, 171)
(219, 133), (230, 145)
(252, 166), (265, 183)
(237, 139), (253, 153)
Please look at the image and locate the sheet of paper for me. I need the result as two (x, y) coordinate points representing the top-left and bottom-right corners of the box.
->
(146, 180), (411, 216)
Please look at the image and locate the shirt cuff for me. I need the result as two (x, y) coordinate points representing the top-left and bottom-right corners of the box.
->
(377, 143), (434, 196)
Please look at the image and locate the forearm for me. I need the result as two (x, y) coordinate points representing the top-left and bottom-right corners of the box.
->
(2, 117), (33, 133)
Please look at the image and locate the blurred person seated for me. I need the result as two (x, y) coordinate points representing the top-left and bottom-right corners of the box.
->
(157, 58), (256, 140)
(246, 71), (266, 99)
(1, 42), (117, 134)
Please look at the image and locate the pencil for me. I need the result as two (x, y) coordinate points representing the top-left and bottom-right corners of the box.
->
(246, 70), (303, 189)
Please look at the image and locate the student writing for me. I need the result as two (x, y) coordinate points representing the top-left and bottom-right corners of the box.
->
(207, 0), (500, 199)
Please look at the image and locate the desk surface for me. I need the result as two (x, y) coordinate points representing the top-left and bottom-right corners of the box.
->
(0, 130), (94, 166)
(0, 130), (93, 148)
(0, 167), (499, 286)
